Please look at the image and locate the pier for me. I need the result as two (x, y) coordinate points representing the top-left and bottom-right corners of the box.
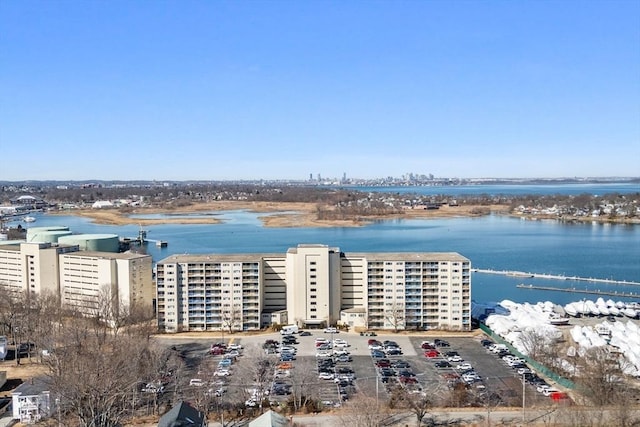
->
(516, 283), (640, 298)
(473, 268), (640, 286)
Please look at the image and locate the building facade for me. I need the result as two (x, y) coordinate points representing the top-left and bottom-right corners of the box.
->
(156, 244), (471, 332)
(0, 242), (154, 315)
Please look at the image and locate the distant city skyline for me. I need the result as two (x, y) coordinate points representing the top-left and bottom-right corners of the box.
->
(1, 1), (638, 181)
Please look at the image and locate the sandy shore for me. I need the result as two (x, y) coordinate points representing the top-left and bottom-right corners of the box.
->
(48, 202), (508, 227)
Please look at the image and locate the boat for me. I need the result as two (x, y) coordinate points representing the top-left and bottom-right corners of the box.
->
(23, 216), (36, 223)
(549, 315), (570, 326)
(564, 303), (578, 317)
(623, 308), (639, 319)
(0, 336), (7, 360)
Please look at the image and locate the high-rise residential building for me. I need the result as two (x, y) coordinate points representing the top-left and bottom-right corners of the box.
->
(0, 242), (154, 315)
(156, 244), (471, 333)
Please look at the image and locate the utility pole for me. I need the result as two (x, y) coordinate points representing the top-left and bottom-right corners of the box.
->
(522, 372), (526, 423)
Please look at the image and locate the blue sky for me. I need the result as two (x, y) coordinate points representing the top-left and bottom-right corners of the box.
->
(1, 1), (639, 181)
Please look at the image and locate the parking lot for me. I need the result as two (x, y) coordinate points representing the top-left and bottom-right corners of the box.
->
(155, 329), (563, 411)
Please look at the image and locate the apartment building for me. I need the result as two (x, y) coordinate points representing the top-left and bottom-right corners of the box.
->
(0, 242), (154, 316)
(0, 242), (79, 295)
(156, 244), (471, 333)
(59, 251), (153, 314)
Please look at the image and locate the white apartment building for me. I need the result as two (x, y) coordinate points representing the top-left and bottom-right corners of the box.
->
(156, 244), (471, 332)
(0, 242), (79, 295)
(0, 242), (154, 315)
(59, 251), (154, 314)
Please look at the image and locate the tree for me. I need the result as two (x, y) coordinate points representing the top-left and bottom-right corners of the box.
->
(574, 346), (632, 407)
(338, 395), (392, 427)
(389, 382), (437, 426)
(287, 358), (321, 412)
(232, 345), (278, 413)
(221, 303), (242, 334)
(41, 308), (161, 426)
(384, 302), (405, 333)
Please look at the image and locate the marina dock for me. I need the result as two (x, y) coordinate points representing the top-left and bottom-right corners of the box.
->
(473, 268), (640, 286)
(516, 283), (640, 298)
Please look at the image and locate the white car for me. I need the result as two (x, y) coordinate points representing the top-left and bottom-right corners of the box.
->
(455, 363), (473, 371)
(228, 343), (243, 351)
(333, 349), (350, 356)
(318, 372), (334, 380)
(542, 387), (560, 397)
(316, 350), (332, 357)
(324, 327), (339, 334)
(189, 378), (205, 387)
(213, 369), (231, 377)
(447, 355), (463, 362)
(280, 346), (297, 354)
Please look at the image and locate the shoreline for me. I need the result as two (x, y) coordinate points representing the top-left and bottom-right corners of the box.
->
(44, 202), (639, 227)
(47, 202), (508, 227)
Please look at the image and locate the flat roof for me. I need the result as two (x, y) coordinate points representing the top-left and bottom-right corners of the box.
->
(345, 251), (469, 262)
(158, 250), (469, 264)
(158, 253), (283, 264)
(61, 251), (151, 260)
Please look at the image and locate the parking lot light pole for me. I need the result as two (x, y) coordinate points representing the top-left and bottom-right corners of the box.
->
(522, 372), (526, 423)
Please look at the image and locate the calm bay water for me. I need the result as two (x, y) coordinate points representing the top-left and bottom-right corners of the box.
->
(23, 209), (640, 307)
(344, 182), (639, 196)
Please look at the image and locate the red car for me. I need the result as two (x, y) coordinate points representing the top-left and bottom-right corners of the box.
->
(399, 376), (417, 384)
(421, 343), (435, 350)
(368, 339), (381, 346)
(424, 350), (440, 358)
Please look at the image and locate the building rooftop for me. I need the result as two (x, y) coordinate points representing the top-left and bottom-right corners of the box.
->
(158, 250), (469, 264)
(345, 251), (469, 262)
(61, 251), (151, 260)
(158, 253), (283, 264)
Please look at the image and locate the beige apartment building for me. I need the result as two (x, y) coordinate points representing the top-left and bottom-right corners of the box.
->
(0, 242), (154, 315)
(156, 244), (471, 333)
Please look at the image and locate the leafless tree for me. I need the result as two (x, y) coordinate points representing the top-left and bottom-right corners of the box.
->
(40, 309), (161, 426)
(221, 303), (243, 334)
(384, 302), (405, 333)
(287, 358), (321, 412)
(338, 394), (392, 427)
(574, 346), (633, 407)
(232, 345), (278, 413)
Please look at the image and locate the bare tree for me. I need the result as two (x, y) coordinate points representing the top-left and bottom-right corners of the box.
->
(232, 345), (278, 413)
(288, 358), (321, 412)
(574, 346), (632, 407)
(389, 383), (436, 426)
(221, 303), (243, 334)
(384, 302), (405, 333)
(42, 311), (160, 426)
(338, 394), (392, 427)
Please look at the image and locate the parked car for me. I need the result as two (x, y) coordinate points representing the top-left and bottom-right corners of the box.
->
(299, 331), (312, 336)
(424, 350), (440, 358)
(335, 354), (352, 363)
(189, 378), (205, 387)
(447, 355), (463, 362)
(435, 360), (452, 368)
(324, 327), (339, 334)
(391, 360), (410, 369)
(371, 350), (385, 358)
(455, 363), (473, 371)
(318, 372), (335, 380)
